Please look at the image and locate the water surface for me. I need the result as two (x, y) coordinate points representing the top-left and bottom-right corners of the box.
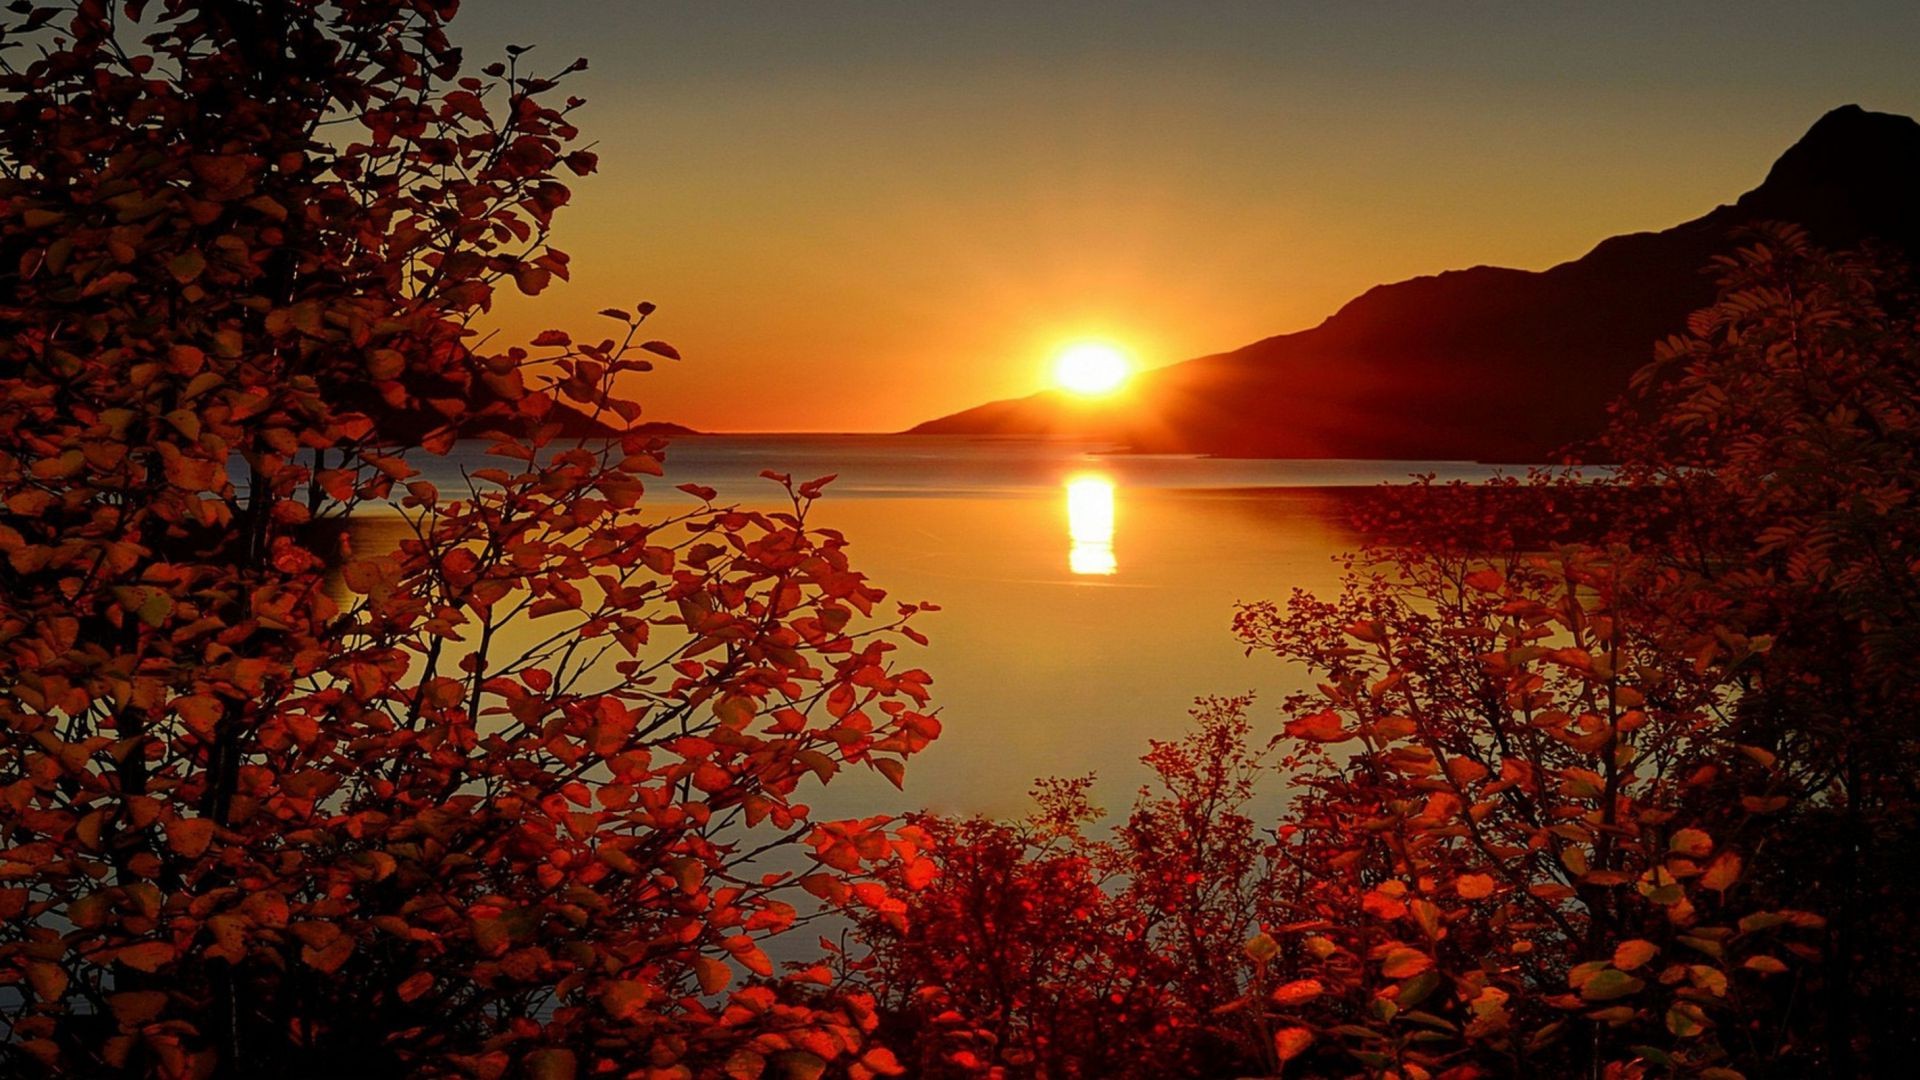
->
(389, 436), (1511, 822)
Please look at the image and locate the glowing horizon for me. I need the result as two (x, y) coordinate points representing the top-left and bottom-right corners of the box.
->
(462, 3), (1920, 433)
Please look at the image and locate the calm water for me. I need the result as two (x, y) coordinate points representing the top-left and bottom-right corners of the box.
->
(381, 436), (1510, 823)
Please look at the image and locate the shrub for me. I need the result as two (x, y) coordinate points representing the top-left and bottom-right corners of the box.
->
(0, 4), (934, 1076)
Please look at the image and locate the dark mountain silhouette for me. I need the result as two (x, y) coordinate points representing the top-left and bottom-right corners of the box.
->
(530, 405), (700, 439)
(364, 391), (699, 445)
(908, 105), (1920, 461)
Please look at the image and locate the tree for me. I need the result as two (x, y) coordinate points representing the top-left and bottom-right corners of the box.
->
(1234, 533), (1819, 1078)
(0, 3), (933, 1076)
(850, 701), (1280, 1080)
(1606, 224), (1920, 1073)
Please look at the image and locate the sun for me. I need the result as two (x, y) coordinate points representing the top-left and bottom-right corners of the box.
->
(1052, 342), (1131, 396)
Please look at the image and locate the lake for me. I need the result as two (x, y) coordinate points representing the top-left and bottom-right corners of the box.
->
(380, 435), (1512, 825)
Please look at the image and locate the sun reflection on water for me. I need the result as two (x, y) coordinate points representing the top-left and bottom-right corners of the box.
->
(1065, 473), (1117, 576)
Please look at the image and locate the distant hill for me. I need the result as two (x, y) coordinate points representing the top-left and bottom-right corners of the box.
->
(363, 391), (699, 445)
(908, 105), (1920, 461)
(530, 405), (700, 440)
(627, 420), (702, 437)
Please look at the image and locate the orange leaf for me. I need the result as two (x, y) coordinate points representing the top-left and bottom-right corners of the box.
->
(525, 1048), (577, 1080)
(397, 972), (434, 1002)
(1274, 1026), (1313, 1062)
(1669, 828), (1713, 858)
(1464, 569), (1505, 592)
(1613, 939), (1658, 971)
(1701, 851), (1742, 892)
(1445, 756), (1490, 785)
(165, 818), (215, 859)
(108, 990), (169, 1026)
(1286, 709), (1349, 743)
(115, 942), (174, 973)
(1271, 978), (1324, 1006)
(1455, 873), (1497, 900)
(302, 934), (355, 974)
(694, 956), (732, 995)
(903, 857), (937, 891)
(1380, 946), (1432, 979)
(1362, 889), (1408, 920)
(167, 250), (207, 283)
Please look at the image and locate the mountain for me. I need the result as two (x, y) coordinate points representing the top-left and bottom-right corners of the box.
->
(534, 406), (701, 440)
(908, 105), (1920, 461)
(364, 391), (699, 445)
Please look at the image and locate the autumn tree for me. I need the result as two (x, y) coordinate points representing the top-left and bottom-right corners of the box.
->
(1232, 536), (1819, 1078)
(1605, 225), (1920, 1072)
(0, 3), (933, 1077)
(848, 700), (1289, 1079)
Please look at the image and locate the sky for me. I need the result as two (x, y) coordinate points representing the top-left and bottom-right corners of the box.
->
(457, 1), (1920, 433)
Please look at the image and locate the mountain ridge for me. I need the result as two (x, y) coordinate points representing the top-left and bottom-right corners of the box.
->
(908, 105), (1920, 461)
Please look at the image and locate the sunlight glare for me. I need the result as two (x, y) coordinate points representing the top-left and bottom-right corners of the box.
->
(1065, 473), (1117, 576)
(1053, 342), (1131, 396)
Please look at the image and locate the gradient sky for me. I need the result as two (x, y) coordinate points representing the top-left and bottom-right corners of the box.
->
(458, 1), (1920, 432)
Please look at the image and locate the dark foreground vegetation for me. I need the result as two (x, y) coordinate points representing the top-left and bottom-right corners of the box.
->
(3, 3), (1916, 1079)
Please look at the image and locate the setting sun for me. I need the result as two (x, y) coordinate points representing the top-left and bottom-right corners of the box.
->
(1052, 342), (1131, 396)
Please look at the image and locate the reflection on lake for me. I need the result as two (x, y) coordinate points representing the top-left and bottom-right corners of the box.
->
(372, 436), (1513, 822)
(1064, 473), (1117, 576)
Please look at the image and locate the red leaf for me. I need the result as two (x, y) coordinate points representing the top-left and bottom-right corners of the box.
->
(114, 942), (175, 973)
(165, 818), (214, 859)
(397, 972), (434, 1002)
(1274, 1026), (1313, 1062)
(1285, 709), (1349, 743)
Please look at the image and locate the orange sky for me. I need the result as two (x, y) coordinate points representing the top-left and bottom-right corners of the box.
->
(463, 2), (1920, 432)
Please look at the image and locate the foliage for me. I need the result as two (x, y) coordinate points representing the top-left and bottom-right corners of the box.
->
(846, 701), (1276, 1079)
(0, 3), (933, 1077)
(1231, 543), (1818, 1077)
(1608, 224), (1920, 1072)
